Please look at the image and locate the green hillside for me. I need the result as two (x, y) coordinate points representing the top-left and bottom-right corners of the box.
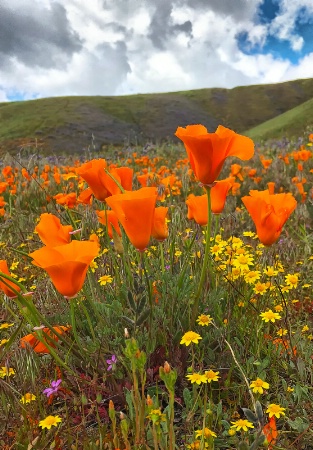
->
(245, 96), (313, 141)
(0, 77), (313, 153)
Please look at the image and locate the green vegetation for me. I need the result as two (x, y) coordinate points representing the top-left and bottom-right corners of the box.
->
(246, 97), (313, 142)
(0, 77), (313, 153)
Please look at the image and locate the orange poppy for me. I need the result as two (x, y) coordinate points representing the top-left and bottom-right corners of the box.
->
(175, 124), (254, 185)
(0, 260), (21, 297)
(151, 207), (169, 241)
(77, 187), (93, 205)
(262, 416), (278, 448)
(112, 167), (133, 191)
(186, 179), (232, 224)
(77, 159), (121, 201)
(267, 182), (275, 195)
(241, 190), (297, 246)
(20, 326), (70, 354)
(29, 240), (99, 298)
(96, 209), (122, 238)
(35, 213), (73, 247)
(53, 192), (77, 208)
(105, 187), (157, 251)
(186, 194), (208, 226)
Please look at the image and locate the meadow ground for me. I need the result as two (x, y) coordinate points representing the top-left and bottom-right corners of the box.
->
(1, 126), (313, 449)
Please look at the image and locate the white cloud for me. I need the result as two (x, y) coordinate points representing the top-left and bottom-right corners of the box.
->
(269, 0), (313, 51)
(0, 90), (9, 102)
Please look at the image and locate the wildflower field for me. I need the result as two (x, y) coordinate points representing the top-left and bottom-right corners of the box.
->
(1, 125), (313, 449)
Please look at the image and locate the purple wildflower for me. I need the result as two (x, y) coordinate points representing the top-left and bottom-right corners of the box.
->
(106, 354), (117, 371)
(43, 379), (62, 397)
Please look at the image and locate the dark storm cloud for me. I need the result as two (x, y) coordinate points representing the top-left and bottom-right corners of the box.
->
(182, 0), (257, 20)
(0, 1), (83, 68)
(148, 0), (193, 49)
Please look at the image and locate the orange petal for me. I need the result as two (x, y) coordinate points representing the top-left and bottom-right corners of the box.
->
(35, 213), (73, 247)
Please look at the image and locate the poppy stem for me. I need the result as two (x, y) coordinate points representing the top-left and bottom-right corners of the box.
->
(191, 186), (212, 327)
(140, 252), (153, 333)
(104, 169), (125, 193)
(160, 242), (165, 273)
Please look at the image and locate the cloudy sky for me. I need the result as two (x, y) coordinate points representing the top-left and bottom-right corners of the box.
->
(1, 0), (313, 101)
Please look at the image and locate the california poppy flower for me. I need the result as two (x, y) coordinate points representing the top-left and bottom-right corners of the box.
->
(175, 125), (254, 185)
(35, 213), (73, 247)
(186, 179), (232, 224)
(112, 167), (133, 191)
(0, 260), (21, 297)
(262, 416), (278, 449)
(53, 192), (77, 209)
(29, 240), (99, 298)
(20, 326), (70, 354)
(105, 187), (157, 251)
(96, 209), (122, 238)
(77, 159), (122, 201)
(77, 187), (93, 205)
(267, 182), (275, 195)
(151, 207), (169, 241)
(242, 190), (297, 246)
(186, 194), (208, 226)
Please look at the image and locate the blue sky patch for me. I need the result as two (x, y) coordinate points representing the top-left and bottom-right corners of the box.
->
(257, 0), (280, 24)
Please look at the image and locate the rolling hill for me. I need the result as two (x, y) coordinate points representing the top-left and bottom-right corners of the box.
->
(245, 96), (313, 142)
(0, 77), (313, 154)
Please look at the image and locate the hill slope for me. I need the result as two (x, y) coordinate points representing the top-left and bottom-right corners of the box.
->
(0, 78), (313, 153)
(245, 97), (313, 142)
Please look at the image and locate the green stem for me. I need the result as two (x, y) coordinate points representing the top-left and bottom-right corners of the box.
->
(160, 242), (165, 273)
(104, 169), (125, 193)
(141, 251), (153, 319)
(191, 186), (212, 326)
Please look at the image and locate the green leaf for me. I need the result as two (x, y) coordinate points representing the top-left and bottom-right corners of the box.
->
(136, 309), (150, 326)
(242, 408), (257, 423)
(127, 291), (136, 311)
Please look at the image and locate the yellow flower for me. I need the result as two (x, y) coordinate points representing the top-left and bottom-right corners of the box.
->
(196, 314), (213, 326)
(0, 339), (9, 346)
(253, 282), (268, 295)
(243, 231), (255, 237)
(175, 250), (182, 257)
(274, 304), (283, 312)
(287, 386), (294, 392)
(146, 409), (166, 425)
(249, 377), (269, 394)
(263, 266), (278, 277)
(276, 328), (288, 336)
(281, 285), (291, 293)
(98, 275), (113, 286)
(0, 367), (15, 378)
(266, 404), (286, 418)
(230, 419), (254, 431)
(89, 260), (98, 272)
(186, 373), (207, 385)
(180, 331), (202, 346)
(302, 325), (309, 332)
(0, 323), (14, 330)
(203, 370), (220, 383)
(195, 427), (217, 439)
(39, 415), (62, 430)
(233, 253), (254, 271)
(285, 273), (299, 289)
(260, 310), (281, 323)
(10, 261), (19, 271)
(244, 270), (261, 284)
(20, 393), (36, 404)
(187, 441), (208, 449)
